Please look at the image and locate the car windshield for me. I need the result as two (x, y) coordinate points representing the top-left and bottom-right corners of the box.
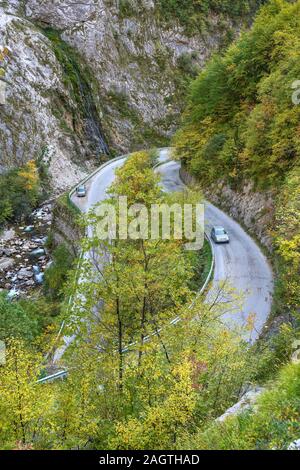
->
(215, 228), (226, 236)
(78, 186), (85, 192)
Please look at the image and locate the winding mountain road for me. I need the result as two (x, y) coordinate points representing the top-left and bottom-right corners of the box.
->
(157, 159), (273, 342)
(70, 148), (273, 343)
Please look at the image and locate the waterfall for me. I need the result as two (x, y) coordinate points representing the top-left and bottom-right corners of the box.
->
(42, 27), (110, 158)
(74, 66), (110, 157)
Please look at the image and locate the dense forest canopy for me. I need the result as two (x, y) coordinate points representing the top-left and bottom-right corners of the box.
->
(175, 0), (300, 188)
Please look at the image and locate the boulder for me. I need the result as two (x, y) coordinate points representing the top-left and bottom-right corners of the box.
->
(0, 258), (15, 271)
(29, 248), (46, 259)
(17, 267), (33, 280)
(216, 387), (264, 423)
(23, 225), (35, 233)
(0, 228), (15, 242)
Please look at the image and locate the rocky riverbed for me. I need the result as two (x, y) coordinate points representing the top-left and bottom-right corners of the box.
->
(0, 204), (52, 298)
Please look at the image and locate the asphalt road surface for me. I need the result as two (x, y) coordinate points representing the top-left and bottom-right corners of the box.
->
(157, 159), (274, 342)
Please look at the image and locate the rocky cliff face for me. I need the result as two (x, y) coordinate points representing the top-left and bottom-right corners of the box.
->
(0, 0), (244, 191)
(0, 2), (110, 191)
(25, 0), (234, 153)
(205, 181), (275, 251)
(180, 166), (275, 251)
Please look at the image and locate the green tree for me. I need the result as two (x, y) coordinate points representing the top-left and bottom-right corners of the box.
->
(0, 339), (54, 449)
(65, 151), (195, 389)
(0, 293), (40, 342)
(188, 361), (300, 450)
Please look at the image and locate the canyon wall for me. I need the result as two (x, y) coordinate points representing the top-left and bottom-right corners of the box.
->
(0, 0), (248, 190)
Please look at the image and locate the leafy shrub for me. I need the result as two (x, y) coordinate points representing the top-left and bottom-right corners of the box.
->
(177, 53), (200, 78)
(0, 160), (41, 225)
(275, 166), (300, 310)
(44, 244), (74, 299)
(0, 294), (56, 342)
(119, 0), (137, 18)
(0, 293), (39, 342)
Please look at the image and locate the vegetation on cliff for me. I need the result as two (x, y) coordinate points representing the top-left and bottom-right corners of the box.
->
(119, 0), (265, 36)
(42, 28), (109, 159)
(1, 0), (299, 452)
(184, 360), (300, 450)
(170, 1), (300, 449)
(175, 0), (300, 186)
(157, 0), (265, 35)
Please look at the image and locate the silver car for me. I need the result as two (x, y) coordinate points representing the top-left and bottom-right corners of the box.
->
(76, 185), (87, 197)
(211, 226), (230, 244)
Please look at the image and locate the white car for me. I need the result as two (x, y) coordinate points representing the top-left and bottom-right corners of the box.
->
(211, 226), (230, 244)
(76, 185), (87, 197)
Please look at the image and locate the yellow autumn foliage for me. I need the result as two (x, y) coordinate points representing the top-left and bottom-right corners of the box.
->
(18, 160), (39, 191)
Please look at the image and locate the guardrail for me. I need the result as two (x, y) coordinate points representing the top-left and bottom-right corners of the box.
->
(37, 369), (68, 384)
(40, 151), (214, 382)
(68, 154), (129, 213)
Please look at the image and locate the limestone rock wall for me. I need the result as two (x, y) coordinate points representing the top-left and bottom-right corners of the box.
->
(0, 0), (248, 192)
(25, 0), (235, 152)
(180, 166), (275, 251)
(0, 5), (98, 192)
